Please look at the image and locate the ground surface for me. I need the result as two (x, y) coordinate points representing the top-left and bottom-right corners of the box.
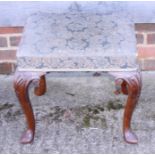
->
(0, 72), (154, 153)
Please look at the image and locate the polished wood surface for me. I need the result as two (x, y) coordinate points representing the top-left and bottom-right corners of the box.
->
(14, 71), (46, 144)
(34, 75), (46, 96)
(114, 71), (142, 144)
(14, 71), (142, 144)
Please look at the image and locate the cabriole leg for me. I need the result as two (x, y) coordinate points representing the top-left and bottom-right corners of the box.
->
(14, 71), (46, 144)
(114, 71), (142, 144)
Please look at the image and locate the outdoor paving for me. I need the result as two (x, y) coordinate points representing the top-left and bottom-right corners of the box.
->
(0, 72), (155, 153)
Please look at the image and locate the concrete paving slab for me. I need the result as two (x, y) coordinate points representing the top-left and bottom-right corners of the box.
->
(0, 72), (155, 153)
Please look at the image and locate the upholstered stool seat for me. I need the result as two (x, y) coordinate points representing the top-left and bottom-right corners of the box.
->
(17, 12), (137, 71)
(14, 12), (142, 144)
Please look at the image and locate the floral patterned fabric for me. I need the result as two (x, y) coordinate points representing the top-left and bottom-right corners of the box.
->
(17, 11), (138, 71)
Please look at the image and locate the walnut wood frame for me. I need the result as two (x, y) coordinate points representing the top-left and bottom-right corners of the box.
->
(14, 70), (142, 144)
